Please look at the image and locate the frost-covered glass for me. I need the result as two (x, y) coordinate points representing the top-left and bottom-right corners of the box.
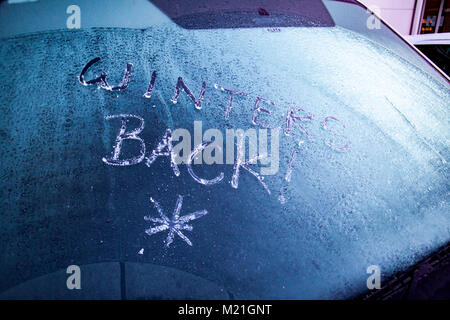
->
(0, 0), (448, 299)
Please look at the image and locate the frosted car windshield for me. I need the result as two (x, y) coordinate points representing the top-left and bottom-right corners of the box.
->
(0, 0), (448, 299)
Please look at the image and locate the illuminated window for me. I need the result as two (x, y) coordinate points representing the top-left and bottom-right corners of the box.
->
(441, 0), (450, 32)
(421, 0), (450, 34)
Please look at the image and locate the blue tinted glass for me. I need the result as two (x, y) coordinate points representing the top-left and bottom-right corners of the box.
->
(0, 0), (448, 299)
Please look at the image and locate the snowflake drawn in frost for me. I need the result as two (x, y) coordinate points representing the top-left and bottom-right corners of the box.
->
(144, 195), (208, 247)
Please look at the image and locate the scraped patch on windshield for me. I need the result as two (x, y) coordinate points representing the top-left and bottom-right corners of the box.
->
(150, 0), (335, 29)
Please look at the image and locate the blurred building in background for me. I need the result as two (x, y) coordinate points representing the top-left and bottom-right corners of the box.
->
(360, 0), (449, 41)
(360, 0), (450, 75)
